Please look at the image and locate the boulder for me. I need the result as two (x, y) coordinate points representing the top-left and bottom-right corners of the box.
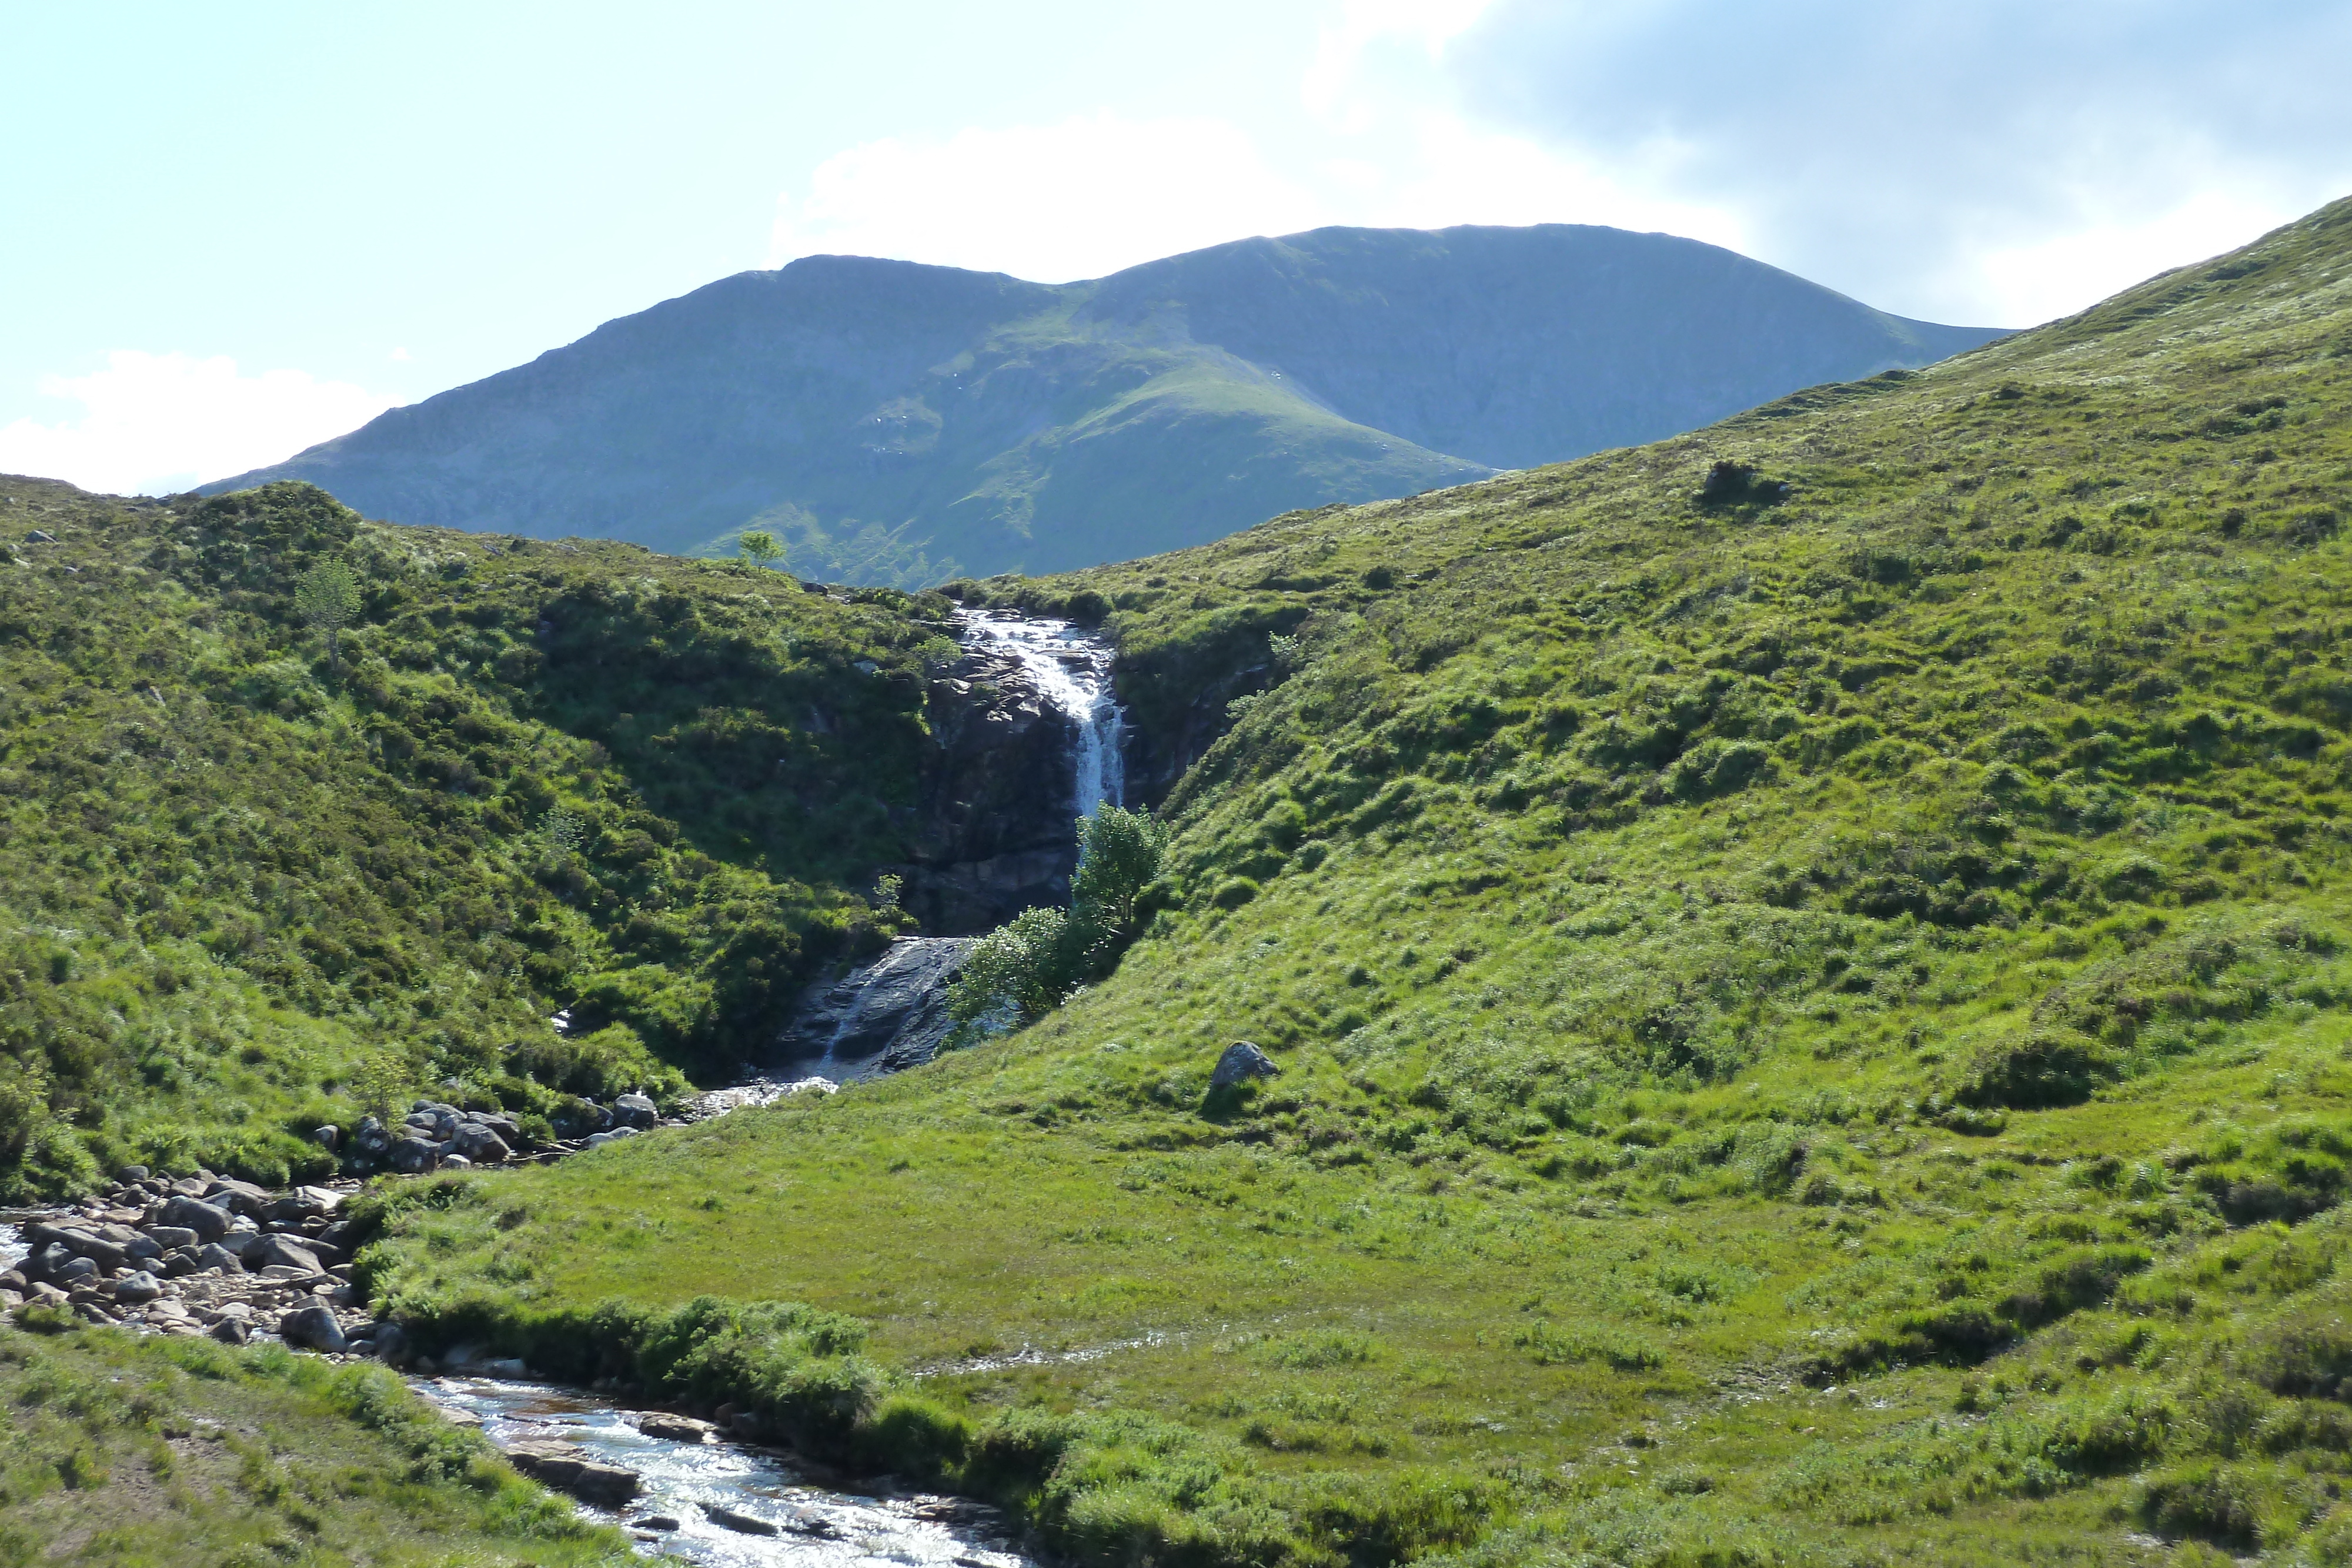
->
(370, 1322), (410, 1365)
(389, 1136), (440, 1174)
(583, 1129), (639, 1148)
(266, 1193), (330, 1223)
(145, 1225), (199, 1252)
(118, 1165), (150, 1183)
(312, 1125), (339, 1152)
(255, 1235), (326, 1275)
(704, 1504), (780, 1536)
(211, 1318), (250, 1345)
(352, 1116), (392, 1158)
(55, 1256), (98, 1286)
(506, 1442), (640, 1507)
(637, 1413), (716, 1442)
(277, 1303), (348, 1353)
(612, 1092), (658, 1129)
(451, 1122), (512, 1164)
(1210, 1041), (1282, 1089)
(33, 1226), (128, 1272)
(160, 1248), (203, 1277)
(160, 1196), (233, 1243)
(112, 1271), (162, 1305)
(204, 1178), (275, 1216)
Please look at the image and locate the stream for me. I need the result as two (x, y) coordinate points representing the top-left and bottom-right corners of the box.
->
(1, 616), (1125, 1563)
(4, 1219), (1032, 1567)
(415, 1376), (1028, 1566)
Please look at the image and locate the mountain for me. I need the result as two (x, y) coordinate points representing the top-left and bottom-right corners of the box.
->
(207, 225), (2003, 583)
(342, 193), (2352, 1565)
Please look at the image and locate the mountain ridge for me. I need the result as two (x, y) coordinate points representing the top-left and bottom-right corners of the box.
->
(208, 223), (2004, 583)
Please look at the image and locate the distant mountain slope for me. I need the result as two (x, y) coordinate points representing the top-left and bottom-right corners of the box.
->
(209, 225), (2004, 583)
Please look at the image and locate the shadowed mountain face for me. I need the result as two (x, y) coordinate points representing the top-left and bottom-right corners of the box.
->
(210, 224), (2003, 583)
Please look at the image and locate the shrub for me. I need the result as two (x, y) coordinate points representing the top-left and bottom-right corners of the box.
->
(2139, 1462), (2261, 1547)
(1956, 1031), (2113, 1108)
(1211, 877), (1262, 909)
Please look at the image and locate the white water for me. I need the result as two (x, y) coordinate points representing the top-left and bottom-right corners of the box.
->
(955, 610), (1124, 820)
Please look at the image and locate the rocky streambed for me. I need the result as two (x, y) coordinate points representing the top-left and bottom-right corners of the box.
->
(1, 1157), (1030, 1566)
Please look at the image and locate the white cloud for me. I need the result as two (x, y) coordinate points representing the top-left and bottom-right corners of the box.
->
(1974, 189), (2300, 330)
(0, 352), (395, 496)
(767, 114), (1329, 283)
(1326, 110), (1746, 251)
(1439, 0), (2352, 323)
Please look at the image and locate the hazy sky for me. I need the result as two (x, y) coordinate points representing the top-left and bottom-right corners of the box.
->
(6, 1), (2347, 495)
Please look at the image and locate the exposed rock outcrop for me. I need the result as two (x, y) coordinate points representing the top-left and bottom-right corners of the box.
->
(905, 640), (1087, 933)
(773, 937), (975, 1076)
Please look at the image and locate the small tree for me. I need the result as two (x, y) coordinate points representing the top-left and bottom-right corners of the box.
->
(945, 807), (1170, 1038)
(1071, 805), (1172, 937)
(737, 529), (785, 570)
(294, 558), (363, 670)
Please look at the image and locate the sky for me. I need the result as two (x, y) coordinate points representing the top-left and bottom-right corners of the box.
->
(4, 1), (2348, 496)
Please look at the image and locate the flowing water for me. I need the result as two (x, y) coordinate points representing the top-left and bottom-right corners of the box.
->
(5, 614), (1130, 1560)
(3, 1219), (1033, 1566)
(955, 609), (1124, 818)
(415, 1378), (1031, 1566)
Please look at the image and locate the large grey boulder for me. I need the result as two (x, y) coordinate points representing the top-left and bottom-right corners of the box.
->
(277, 1303), (348, 1353)
(160, 1196), (232, 1243)
(1210, 1041), (1282, 1089)
(204, 1178), (275, 1216)
(351, 1116), (392, 1158)
(506, 1442), (640, 1506)
(145, 1225), (199, 1252)
(612, 1092), (658, 1129)
(195, 1243), (246, 1275)
(389, 1136), (440, 1174)
(450, 1122), (512, 1164)
(112, 1271), (162, 1305)
(255, 1235), (326, 1275)
(637, 1413), (716, 1442)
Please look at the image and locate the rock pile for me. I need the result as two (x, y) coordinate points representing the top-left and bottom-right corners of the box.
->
(341, 1100), (537, 1176)
(1, 1168), (377, 1348)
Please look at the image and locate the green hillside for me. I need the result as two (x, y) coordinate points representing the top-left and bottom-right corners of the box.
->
(355, 196), (2352, 1566)
(0, 479), (943, 1198)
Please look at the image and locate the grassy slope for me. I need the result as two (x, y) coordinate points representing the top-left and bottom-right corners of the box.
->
(362, 198), (2352, 1564)
(0, 480), (950, 1197)
(0, 1318), (625, 1566)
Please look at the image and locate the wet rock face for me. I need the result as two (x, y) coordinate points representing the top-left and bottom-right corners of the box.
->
(773, 937), (975, 1075)
(906, 641), (1086, 934)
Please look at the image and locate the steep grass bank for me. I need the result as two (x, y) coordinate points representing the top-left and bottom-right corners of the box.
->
(0, 479), (950, 1197)
(360, 198), (2352, 1563)
(0, 1318), (626, 1564)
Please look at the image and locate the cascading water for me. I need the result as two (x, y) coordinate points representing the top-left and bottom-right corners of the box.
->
(954, 610), (1124, 819)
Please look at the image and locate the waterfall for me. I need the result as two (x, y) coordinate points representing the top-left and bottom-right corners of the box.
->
(955, 610), (1125, 818)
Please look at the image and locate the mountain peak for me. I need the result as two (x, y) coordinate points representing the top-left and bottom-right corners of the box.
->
(206, 222), (2005, 584)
